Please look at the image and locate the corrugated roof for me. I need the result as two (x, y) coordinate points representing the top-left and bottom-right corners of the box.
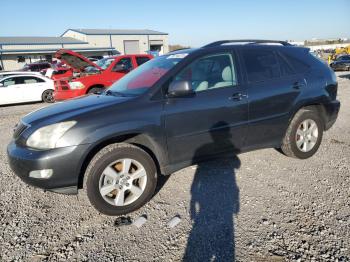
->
(0, 47), (117, 54)
(0, 37), (87, 45)
(69, 29), (168, 35)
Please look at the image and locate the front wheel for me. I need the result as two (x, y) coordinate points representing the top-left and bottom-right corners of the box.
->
(42, 89), (55, 103)
(280, 108), (324, 159)
(85, 143), (157, 216)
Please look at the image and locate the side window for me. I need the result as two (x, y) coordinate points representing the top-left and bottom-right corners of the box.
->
(277, 53), (295, 76)
(175, 53), (237, 92)
(22, 76), (44, 84)
(281, 52), (310, 74)
(242, 49), (280, 82)
(114, 58), (133, 71)
(136, 57), (150, 66)
(2, 77), (20, 87)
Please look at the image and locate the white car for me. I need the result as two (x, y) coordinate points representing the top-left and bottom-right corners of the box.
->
(0, 71), (42, 79)
(0, 75), (54, 105)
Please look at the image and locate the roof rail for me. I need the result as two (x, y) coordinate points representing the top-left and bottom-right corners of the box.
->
(203, 40), (292, 48)
(167, 47), (191, 53)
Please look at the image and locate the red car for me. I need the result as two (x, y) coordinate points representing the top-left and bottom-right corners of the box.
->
(51, 67), (73, 80)
(53, 49), (153, 101)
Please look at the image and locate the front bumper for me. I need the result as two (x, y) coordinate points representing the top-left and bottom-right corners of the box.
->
(324, 100), (340, 130)
(7, 141), (90, 194)
(53, 89), (86, 101)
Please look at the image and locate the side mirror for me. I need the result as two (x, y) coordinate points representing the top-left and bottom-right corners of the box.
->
(113, 64), (129, 73)
(167, 80), (194, 97)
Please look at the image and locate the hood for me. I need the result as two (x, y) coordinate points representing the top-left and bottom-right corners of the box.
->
(22, 94), (131, 125)
(55, 49), (103, 72)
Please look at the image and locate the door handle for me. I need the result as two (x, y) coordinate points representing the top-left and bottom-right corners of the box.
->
(229, 93), (248, 101)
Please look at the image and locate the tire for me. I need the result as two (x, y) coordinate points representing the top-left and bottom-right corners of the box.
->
(85, 143), (157, 216)
(87, 87), (103, 94)
(280, 108), (324, 159)
(42, 89), (55, 103)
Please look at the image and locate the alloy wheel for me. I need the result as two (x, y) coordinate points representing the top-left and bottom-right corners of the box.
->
(295, 119), (319, 152)
(98, 158), (147, 206)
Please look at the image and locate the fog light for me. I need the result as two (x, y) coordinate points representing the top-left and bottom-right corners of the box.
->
(29, 169), (53, 179)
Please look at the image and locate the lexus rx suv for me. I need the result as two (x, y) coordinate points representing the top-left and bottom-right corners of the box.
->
(8, 40), (340, 216)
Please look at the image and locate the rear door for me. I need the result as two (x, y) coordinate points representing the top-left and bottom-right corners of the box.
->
(240, 47), (303, 148)
(20, 76), (47, 102)
(163, 51), (248, 164)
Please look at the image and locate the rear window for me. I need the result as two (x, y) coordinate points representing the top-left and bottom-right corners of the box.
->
(277, 53), (296, 76)
(279, 50), (311, 73)
(136, 57), (150, 66)
(242, 49), (280, 82)
(22, 76), (45, 84)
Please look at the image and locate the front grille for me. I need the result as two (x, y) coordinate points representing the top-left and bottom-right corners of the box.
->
(13, 122), (28, 139)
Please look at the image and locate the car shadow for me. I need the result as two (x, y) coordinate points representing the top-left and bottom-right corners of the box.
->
(0, 101), (44, 108)
(183, 121), (241, 261)
(338, 73), (350, 79)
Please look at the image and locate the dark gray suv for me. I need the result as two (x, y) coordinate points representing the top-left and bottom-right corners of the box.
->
(8, 40), (340, 215)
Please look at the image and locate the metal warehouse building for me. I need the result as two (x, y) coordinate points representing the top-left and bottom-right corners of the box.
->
(0, 29), (169, 71)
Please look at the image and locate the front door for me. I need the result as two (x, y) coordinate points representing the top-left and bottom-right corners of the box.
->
(163, 52), (249, 165)
(108, 57), (134, 86)
(0, 77), (24, 104)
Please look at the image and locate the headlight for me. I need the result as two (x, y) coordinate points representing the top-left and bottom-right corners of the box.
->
(26, 121), (76, 150)
(69, 81), (85, 89)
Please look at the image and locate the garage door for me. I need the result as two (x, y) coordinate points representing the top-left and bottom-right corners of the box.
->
(124, 40), (140, 54)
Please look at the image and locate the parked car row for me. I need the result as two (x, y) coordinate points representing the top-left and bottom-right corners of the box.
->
(0, 50), (153, 105)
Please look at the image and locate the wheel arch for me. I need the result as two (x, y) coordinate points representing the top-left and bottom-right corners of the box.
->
(86, 84), (105, 94)
(288, 102), (328, 130)
(77, 133), (163, 189)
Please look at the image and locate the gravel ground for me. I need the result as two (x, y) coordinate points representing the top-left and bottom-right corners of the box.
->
(0, 72), (349, 262)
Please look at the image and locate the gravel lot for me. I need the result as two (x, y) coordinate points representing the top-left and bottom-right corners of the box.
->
(0, 72), (349, 261)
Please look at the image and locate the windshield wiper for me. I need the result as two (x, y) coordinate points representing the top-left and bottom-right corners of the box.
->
(105, 90), (133, 97)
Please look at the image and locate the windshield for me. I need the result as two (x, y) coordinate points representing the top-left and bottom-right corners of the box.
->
(96, 57), (115, 69)
(107, 53), (188, 96)
(85, 57), (115, 72)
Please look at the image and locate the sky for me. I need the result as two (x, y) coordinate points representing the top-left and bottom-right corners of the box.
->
(1, 0), (349, 47)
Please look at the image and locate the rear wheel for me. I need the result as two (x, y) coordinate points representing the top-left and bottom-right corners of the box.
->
(85, 143), (157, 216)
(42, 89), (54, 103)
(280, 108), (324, 159)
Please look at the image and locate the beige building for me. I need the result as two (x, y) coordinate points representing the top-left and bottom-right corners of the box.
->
(0, 29), (169, 71)
(62, 29), (169, 55)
